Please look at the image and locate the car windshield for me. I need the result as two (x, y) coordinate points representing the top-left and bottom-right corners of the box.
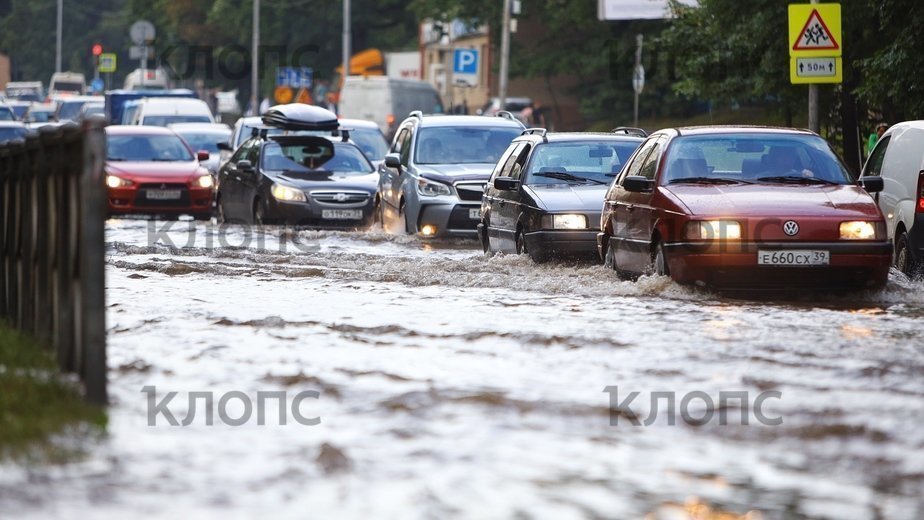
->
(10, 105), (29, 119)
(663, 134), (854, 185)
(107, 134), (194, 162)
(415, 126), (521, 165)
(28, 110), (54, 122)
(525, 141), (643, 184)
(262, 141), (373, 175)
(52, 81), (83, 93)
(347, 128), (388, 161)
(176, 130), (232, 154)
(0, 107), (14, 121)
(142, 115), (212, 126)
(57, 101), (89, 121)
(82, 104), (105, 118)
(0, 127), (27, 143)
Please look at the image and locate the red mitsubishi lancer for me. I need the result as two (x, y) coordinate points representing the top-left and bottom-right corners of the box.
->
(598, 127), (892, 291)
(105, 125), (214, 219)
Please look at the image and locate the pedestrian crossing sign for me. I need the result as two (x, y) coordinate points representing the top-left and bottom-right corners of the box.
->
(789, 4), (842, 57)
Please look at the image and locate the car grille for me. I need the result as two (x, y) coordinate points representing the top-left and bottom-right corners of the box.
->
(310, 191), (371, 205)
(454, 182), (486, 202)
(134, 183), (190, 208)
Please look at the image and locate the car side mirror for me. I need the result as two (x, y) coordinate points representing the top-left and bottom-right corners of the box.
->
(857, 175), (883, 193)
(493, 177), (520, 191)
(197, 150), (210, 161)
(623, 176), (654, 193)
(384, 153), (402, 169)
(217, 142), (232, 152)
(237, 160), (254, 173)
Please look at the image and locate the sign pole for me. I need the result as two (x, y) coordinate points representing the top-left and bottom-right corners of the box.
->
(251, 0), (260, 115)
(807, 0), (820, 133)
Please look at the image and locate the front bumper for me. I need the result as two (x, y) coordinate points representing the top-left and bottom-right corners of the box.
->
(663, 240), (892, 290)
(524, 229), (599, 258)
(108, 185), (213, 217)
(417, 202), (481, 238)
(266, 198), (374, 228)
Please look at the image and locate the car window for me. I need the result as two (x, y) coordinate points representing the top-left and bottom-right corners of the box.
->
(398, 128), (414, 165)
(510, 145), (532, 180)
(414, 126), (521, 165)
(142, 115), (212, 126)
(392, 127), (409, 153)
(0, 107), (15, 121)
(347, 128), (389, 161)
(865, 136), (890, 177)
(524, 141), (642, 185)
(0, 127), (27, 143)
(661, 134), (854, 184)
(620, 138), (659, 183)
(489, 143), (519, 182)
(107, 134), (194, 162)
(177, 131), (233, 154)
(497, 143), (526, 179)
(262, 140), (373, 175)
(231, 139), (254, 163)
(638, 138), (664, 180)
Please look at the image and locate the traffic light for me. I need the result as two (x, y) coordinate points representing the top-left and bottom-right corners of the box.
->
(92, 44), (103, 56)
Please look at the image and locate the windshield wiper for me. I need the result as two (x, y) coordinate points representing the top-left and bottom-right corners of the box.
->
(149, 158), (184, 162)
(534, 171), (606, 185)
(669, 177), (751, 185)
(757, 175), (838, 185)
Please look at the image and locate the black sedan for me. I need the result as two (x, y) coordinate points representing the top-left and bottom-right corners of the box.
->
(480, 130), (644, 262)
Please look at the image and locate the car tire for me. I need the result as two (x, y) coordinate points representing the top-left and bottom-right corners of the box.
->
(252, 199), (265, 226)
(480, 219), (490, 254)
(517, 228), (547, 263)
(216, 195), (227, 224)
(399, 200), (412, 235)
(895, 231), (921, 277)
(604, 235), (632, 280)
(653, 241), (670, 277)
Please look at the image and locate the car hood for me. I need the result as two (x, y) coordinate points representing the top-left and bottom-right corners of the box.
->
(274, 171), (379, 192)
(664, 184), (883, 218)
(524, 184), (610, 212)
(416, 163), (495, 184)
(106, 161), (206, 182)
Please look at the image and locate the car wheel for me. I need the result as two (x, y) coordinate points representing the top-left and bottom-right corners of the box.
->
(480, 219), (490, 253)
(653, 241), (670, 277)
(604, 235), (632, 280)
(895, 231), (920, 277)
(252, 199), (265, 226)
(372, 197), (383, 228)
(399, 200), (412, 235)
(216, 195), (227, 223)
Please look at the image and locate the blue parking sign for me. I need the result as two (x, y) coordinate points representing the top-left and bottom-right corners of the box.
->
(276, 67), (313, 89)
(453, 49), (479, 75)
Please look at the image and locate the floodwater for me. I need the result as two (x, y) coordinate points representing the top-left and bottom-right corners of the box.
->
(2, 218), (923, 519)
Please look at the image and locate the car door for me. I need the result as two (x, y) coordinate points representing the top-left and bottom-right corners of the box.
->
(219, 140), (251, 219)
(488, 143), (528, 252)
(381, 126), (410, 212)
(609, 137), (659, 272)
(625, 136), (666, 270)
(238, 142), (263, 215)
(862, 135), (896, 237)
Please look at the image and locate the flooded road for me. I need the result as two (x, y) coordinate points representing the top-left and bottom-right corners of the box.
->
(3, 218), (924, 519)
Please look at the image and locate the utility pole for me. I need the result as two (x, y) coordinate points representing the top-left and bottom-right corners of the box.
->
(55, 0), (63, 72)
(807, 0), (820, 133)
(498, 0), (512, 111)
(633, 34), (644, 128)
(251, 0), (260, 115)
(343, 0), (352, 89)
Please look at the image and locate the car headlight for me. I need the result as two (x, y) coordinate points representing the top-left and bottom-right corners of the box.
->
(416, 178), (452, 197)
(270, 183), (306, 202)
(840, 221), (878, 240)
(105, 174), (133, 188)
(542, 214), (588, 230)
(195, 174), (214, 189)
(686, 220), (742, 240)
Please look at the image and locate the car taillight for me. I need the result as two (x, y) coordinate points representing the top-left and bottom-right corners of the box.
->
(917, 171), (924, 214)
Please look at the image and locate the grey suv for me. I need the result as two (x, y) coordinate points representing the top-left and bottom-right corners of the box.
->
(377, 112), (524, 237)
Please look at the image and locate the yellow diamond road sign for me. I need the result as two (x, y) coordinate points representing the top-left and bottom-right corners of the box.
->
(788, 3), (842, 57)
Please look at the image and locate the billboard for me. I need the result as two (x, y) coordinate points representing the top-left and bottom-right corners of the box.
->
(598, 0), (698, 20)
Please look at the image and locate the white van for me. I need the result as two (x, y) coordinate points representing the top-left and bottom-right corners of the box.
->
(338, 76), (443, 139)
(130, 97), (215, 126)
(862, 121), (924, 275)
(49, 72), (86, 96)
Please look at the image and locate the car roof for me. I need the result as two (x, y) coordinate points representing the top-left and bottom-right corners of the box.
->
(168, 122), (232, 132)
(105, 125), (179, 135)
(883, 121), (924, 135)
(337, 118), (380, 130)
(516, 131), (645, 143)
(0, 121), (26, 128)
(139, 97), (208, 105)
(415, 114), (525, 128)
(660, 125), (818, 137)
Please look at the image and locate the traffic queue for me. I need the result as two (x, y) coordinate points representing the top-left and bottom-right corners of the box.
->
(5, 75), (917, 293)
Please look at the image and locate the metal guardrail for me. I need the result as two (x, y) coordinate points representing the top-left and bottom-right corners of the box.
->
(0, 119), (108, 404)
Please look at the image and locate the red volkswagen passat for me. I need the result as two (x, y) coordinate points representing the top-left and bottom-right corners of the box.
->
(105, 125), (214, 219)
(598, 127), (891, 291)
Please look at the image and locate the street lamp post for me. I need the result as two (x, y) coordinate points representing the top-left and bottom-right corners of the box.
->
(251, 0), (260, 115)
(55, 0), (63, 73)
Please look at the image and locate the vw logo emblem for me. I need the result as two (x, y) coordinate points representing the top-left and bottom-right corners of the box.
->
(334, 193), (347, 202)
(783, 220), (800, 236)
